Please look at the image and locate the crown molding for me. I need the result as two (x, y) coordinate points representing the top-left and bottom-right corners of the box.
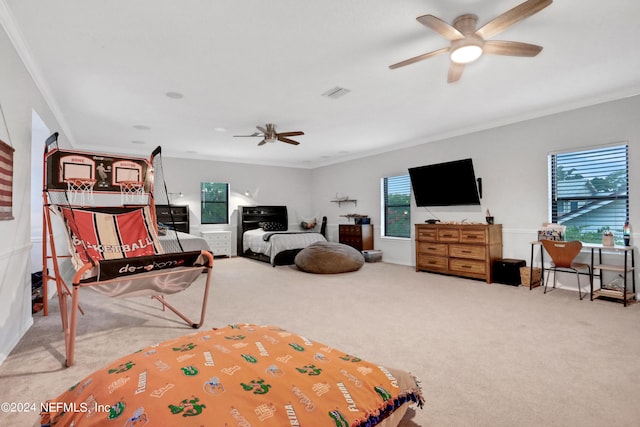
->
(0, 0), (76, 146)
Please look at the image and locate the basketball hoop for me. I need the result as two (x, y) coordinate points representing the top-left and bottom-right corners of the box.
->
(65, 178), (96, 206)
(119, 181), (146, 204)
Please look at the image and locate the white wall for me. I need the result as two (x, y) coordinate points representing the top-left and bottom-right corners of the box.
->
(160, 157), (314, 255)
(0, 24), (66, 364)
(310, 95), (640, 290)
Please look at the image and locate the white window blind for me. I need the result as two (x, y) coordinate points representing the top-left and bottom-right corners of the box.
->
(549, 144), (628, 244)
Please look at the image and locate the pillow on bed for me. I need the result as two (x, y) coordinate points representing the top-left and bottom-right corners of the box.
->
(300, 216), (318, 230)
(260, 221), (286, 231)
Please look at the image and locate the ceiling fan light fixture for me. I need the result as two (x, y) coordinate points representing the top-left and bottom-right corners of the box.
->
(450, 39), (484, 64)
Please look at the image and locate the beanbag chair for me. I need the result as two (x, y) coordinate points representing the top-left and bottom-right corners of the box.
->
(295, 241), (365, 274)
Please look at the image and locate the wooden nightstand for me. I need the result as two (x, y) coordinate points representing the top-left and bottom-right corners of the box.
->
(339, 224), (373, 251)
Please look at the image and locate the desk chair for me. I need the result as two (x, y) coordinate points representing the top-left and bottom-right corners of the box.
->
(541, 240), (591, 300)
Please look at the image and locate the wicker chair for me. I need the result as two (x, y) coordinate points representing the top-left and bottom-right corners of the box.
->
(541, 240), (591, 300)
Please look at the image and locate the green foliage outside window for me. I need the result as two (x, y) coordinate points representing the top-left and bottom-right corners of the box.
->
(201, 182), (229, 224)
(383, 175), (411, 238)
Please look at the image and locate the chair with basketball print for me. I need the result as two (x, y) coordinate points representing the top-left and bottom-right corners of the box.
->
(541, 239), (591, 300)
(42, 133), (214, 366)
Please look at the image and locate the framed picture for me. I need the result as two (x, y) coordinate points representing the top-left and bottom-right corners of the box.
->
(0, 138), (15, 220)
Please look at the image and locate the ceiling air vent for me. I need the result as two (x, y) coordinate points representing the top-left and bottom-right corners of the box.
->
(322, 86), (351, 99)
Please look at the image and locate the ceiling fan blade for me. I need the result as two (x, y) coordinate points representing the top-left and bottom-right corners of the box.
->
(389, 47), (449, 69)
(477, 0), (552, 40)
(256, 126), (268, 134)
(234, 132), (262, 137)
(483, 40), (543, 56)
(278, 136), (300, 145)
(417, 15), (464, 40)
(277, 131), (304, 137)
(257, 139), (267, 146)
(447, 62), (465, 83)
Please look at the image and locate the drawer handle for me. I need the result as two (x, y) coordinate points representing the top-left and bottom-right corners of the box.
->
(466, 236), (478, 239)
(442, 234), (454, 238)
(428, 261), (438, 265)
(461, 265), (472, 269)
(461, 250), (472, 254)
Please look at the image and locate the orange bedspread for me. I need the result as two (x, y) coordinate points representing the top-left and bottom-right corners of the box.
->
(41, 324), (423, 426)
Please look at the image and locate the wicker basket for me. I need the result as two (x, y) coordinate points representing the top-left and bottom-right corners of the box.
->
(519, 267), (542, 288)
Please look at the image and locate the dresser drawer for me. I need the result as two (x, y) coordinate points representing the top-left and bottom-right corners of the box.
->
(449, 258), (486, 275)
(449, 244), (486, 260)
(460, 229), (487, 244)
(417, 242), (448, 257)
(339, 225), (360, 236)
(201, 231), (231, 256)
(417, 228), (437, 242)
(437, 228), (459, 242)
(418, 255), (448, 271)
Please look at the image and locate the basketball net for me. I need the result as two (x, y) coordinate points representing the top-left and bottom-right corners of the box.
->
(65, 179), (96, 206)
(119, 181), (146, 205)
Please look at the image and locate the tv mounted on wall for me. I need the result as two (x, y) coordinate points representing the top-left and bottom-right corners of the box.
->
(408, 158), (481, 207)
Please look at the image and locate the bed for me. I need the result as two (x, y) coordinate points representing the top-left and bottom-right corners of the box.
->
(40, 324), (423, 427)
(159, 230), (211, 253)
(237, 205), (327, 265)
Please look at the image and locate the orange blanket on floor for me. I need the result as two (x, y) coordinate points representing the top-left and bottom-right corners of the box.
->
(41, 324), (423, 426)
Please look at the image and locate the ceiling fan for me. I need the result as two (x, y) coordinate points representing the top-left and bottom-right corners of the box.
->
(234, 123), (304, 146)
(389, 0), (552, 83)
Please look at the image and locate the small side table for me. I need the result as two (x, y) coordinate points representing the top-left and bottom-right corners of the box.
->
(201, 230), (232, 257)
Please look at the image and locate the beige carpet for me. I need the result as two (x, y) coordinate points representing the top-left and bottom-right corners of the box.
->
(2, 257), (640, 426)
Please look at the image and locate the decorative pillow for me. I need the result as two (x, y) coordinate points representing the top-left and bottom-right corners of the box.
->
(260, 221), (286, 231)
(300, 216), (318, 230)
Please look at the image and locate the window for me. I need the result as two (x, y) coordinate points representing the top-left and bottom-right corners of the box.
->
(382, 175), (411, 238)
(200, 182), (229, 224)
(549, 144), (628, 244)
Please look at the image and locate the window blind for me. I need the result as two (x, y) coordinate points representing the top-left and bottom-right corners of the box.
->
(550, 144), (628, 244)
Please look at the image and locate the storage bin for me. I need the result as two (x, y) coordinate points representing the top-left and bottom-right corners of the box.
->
(519, 266), (542, 288)
(362, 250), (382, 263)
(493, 258), (526, 286)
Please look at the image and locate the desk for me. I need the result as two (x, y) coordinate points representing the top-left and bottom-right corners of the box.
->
(529, 241), (636, 306)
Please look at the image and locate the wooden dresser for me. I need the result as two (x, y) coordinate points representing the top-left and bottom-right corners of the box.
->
(339, 224), (373, 251)
(415, 223), (502, 283)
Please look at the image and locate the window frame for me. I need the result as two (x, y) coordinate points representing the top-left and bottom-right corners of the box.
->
(549, 143), (629, 244)
(200, 182), (230, 225)
(381, 174), (411, 239)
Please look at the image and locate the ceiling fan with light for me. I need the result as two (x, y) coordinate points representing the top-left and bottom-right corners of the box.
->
(234, 123), (304, 146)
(389, 0), (552, 83)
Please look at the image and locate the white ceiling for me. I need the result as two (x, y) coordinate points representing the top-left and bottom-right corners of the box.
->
(2, 0), (640, 168)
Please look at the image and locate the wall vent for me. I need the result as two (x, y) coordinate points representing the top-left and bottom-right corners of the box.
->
(322, 86), (351, 99)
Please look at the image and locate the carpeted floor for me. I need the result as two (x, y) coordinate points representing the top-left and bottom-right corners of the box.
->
(1, 257), (640, 426)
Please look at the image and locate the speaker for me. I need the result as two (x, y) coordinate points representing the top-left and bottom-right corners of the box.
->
(493, 258), (526, 286)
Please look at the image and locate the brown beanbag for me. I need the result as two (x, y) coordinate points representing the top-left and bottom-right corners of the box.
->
(295, 241), (365, 274)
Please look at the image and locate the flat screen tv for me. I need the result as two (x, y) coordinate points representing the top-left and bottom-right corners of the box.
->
(408, 158), (481, 206)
